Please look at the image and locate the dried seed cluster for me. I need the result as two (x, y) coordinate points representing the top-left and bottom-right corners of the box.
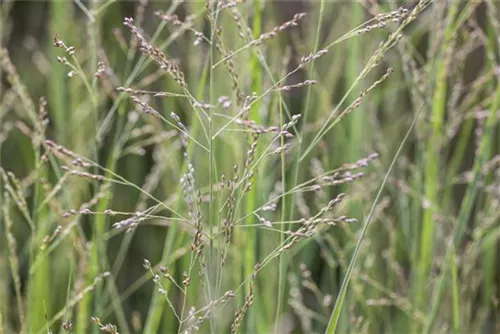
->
(90, 317), (119, 334)
(299, 49), (328, 67)
(279, 193), (349, 252)
(214, 25), (245, 104)
(53, 34), (75, 56)
(220, 164), (241, 265)
(231, 278), (255, 334)
(181, 290), (235, 334)
(181, 164), (204, 257)
(45, 139), (80, 160)
(124, 17), (187, 89)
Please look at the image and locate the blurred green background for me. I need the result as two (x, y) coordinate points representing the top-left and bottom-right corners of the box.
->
(1, 1), (499, 333)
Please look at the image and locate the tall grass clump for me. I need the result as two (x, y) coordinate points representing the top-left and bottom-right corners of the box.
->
(1, 1), (500, 333)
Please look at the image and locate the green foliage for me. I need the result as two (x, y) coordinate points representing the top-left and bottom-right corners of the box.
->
(1, 1), (499, 333)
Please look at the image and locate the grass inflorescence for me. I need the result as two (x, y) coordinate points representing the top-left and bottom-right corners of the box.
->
(1, 1), (499, 333)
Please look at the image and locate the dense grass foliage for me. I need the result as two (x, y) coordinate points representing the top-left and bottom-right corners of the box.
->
(1, 1), (499, 333)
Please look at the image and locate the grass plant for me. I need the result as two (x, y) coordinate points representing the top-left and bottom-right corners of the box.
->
(1, 1), (499, 333)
